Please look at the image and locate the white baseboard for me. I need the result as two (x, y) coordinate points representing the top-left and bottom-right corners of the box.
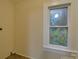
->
(11, 49), (35, 59)
(15, 52), (34, 59)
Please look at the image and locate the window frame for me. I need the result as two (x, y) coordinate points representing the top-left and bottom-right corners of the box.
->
(43, 3), (72, 52)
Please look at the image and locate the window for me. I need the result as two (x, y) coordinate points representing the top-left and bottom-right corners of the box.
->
(43, 3), (71, 52)
(49, 27), (68, 46)
(49, 6), (68, 47)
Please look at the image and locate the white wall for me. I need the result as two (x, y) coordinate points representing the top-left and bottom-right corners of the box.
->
(0, 0), (77, 59)
(0, 0), (15, 59)
(15, 0), (77, 59)
(15, 0), (43, 59)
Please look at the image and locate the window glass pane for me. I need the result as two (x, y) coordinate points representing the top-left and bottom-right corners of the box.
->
(49, 27), (68, 46)
(50, 8), (67, 26)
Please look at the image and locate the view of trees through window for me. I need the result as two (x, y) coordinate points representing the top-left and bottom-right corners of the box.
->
(49, 7), (68, 46)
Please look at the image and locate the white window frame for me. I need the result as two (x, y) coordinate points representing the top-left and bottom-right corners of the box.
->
(43, 3), (75, 52)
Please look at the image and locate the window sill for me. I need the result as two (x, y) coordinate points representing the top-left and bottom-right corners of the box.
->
(43, 45), (77, 57)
